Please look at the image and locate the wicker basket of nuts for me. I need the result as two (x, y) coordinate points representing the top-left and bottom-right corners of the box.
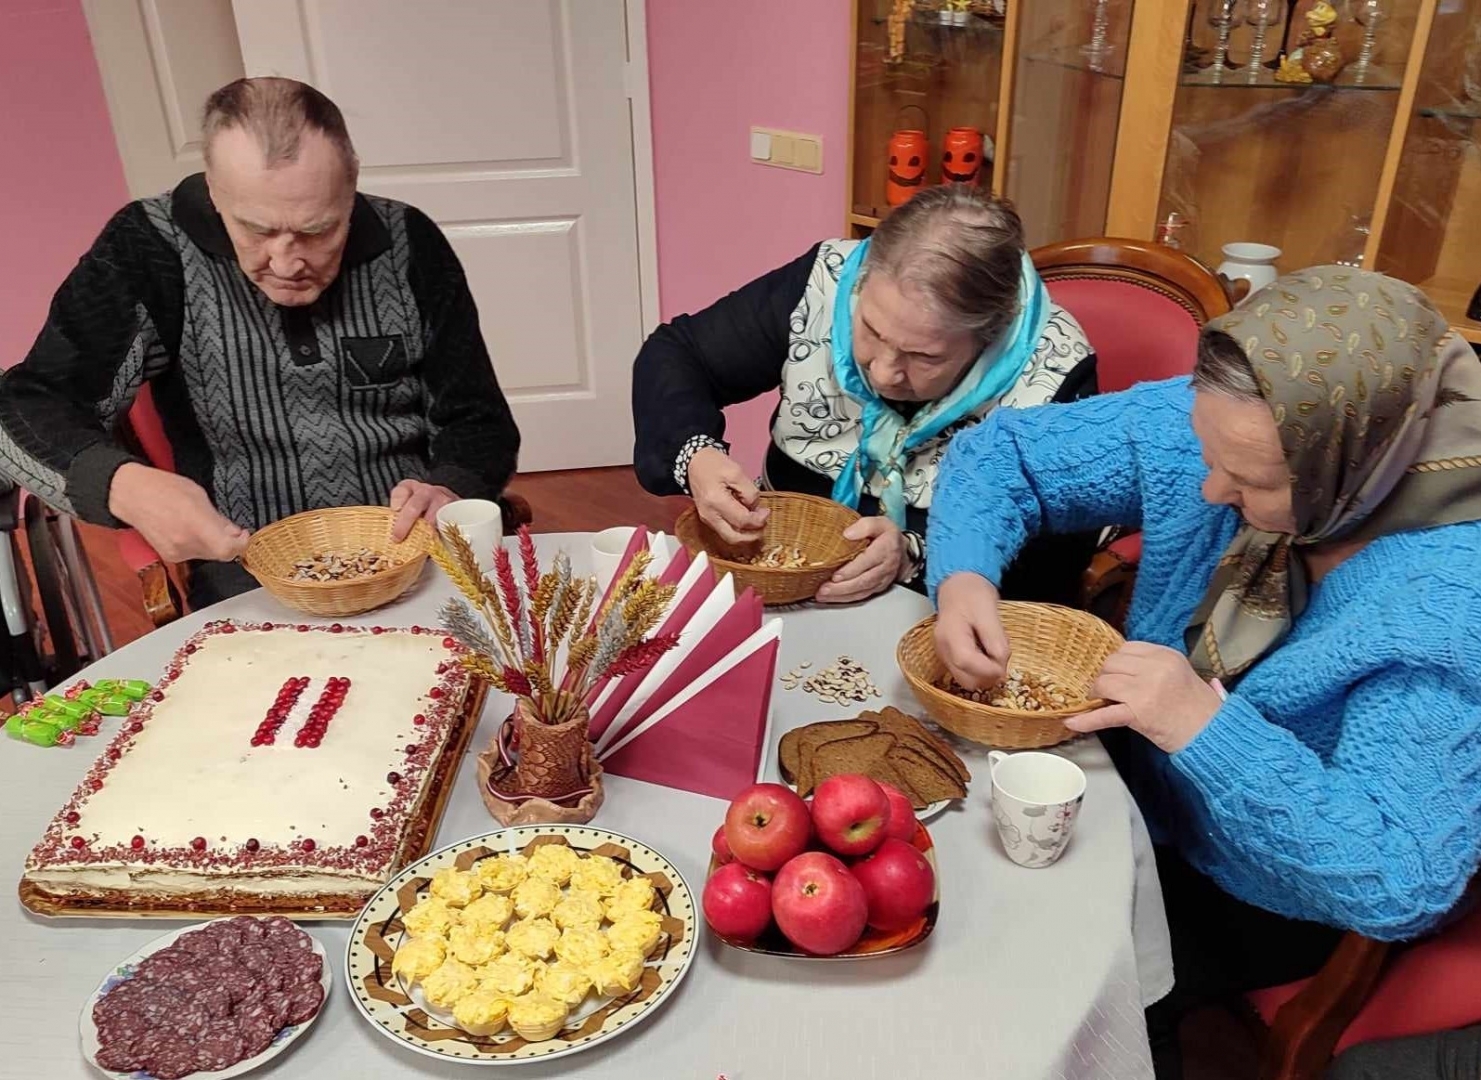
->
(895, 603), (1124, 748)
(674, 492), (867, 606)
(242, 506), (433, 617)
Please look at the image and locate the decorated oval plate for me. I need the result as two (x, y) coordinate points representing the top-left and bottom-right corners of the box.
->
(707, 820), (940, 959)
(344, 825), (697, 1066)
(79, 917), (330, 1080)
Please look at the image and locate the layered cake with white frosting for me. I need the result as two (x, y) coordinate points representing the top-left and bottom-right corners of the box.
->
(23, 620), (476, 915)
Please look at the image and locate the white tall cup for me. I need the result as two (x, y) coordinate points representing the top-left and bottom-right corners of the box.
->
(435, 499), (504, 580)
(591, 526), (638, 595)
(988, 750), (1086, 868)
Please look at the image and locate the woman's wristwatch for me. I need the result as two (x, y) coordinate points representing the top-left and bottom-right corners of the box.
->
(901, 530), (926, 584)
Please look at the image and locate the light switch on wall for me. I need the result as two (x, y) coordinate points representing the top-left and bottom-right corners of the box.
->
(750, 127), (823, 174)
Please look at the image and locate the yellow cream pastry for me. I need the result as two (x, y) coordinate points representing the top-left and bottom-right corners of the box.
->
(537, 961), (594, 1008)
(506, 916), (561, 960)
(391, 936), (447, 983)
(507, 993), (569, 1041)
(554, 926), (610, 967)
(402, 896), (457, 939)
(420, 958), (480, 1011)
(477, 956), (535, 997)
(474, 853), (529, 894)
(461, 892), (515, 932)
(429, 866), (484, 908)
(551, 892), (605, 932)
(526, 843), (582, 886)
(570, 854), (626, 897)
(447, 923), (506, 967)
(512, 878), (562, 920)
(606, 911), (664, 958)
(603, 876), (657, 919)
(452, 988), (511, 1037)
(588, 948), (646, 998)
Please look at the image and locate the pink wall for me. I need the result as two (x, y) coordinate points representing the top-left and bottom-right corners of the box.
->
(646, 0), (851, 475)
(0, 0), (129, 369)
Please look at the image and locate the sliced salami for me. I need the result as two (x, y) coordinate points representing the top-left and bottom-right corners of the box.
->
(275, 948), (323, 986)
(145, 1038), (200, 1080)
(231, 915), (268, 944)
(192, 982), (235, 1020)
(193, 1025), (248, 1072)
(260, 916), (297, 938)
(239, 947), (278, 976)
(136, 950), (197, 979)
(283, 980), (324, 1026)
(94, 1040), (149, 1073)
(234, 1013), (278, 1058)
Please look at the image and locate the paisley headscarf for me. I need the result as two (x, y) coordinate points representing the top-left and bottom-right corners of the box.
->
(1186, 266), (1481, 683)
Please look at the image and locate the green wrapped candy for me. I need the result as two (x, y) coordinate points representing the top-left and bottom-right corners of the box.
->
(119, 680), (151, 700)
(19, 719), (61, 747)
(74, 688), (108, 709)
(41, 697), (90, 721)
(92, 694), (132, 717)
(5, 713), (27, 738)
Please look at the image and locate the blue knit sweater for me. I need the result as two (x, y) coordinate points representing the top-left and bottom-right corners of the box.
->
(927, 377), (1481, 941)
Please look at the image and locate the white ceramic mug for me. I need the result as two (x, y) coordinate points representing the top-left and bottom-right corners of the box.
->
(1217, 242), (1282, 302)
(988, 750), (1086, 869)
(591, 526), (638, 595)
(435, 499), (504, 580)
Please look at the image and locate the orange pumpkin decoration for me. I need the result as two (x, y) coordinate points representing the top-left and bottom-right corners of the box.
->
(886, 130), (929, 206)
(940, 126), (984, 187)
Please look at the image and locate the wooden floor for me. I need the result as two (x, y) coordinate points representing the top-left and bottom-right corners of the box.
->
(48, 467), (690, 652)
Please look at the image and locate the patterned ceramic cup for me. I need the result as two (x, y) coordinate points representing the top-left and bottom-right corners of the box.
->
(988, 750), (1086, 869)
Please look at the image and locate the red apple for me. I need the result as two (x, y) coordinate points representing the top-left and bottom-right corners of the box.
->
(877, 781), (919, 844)
(702, 863), (773, 941)
(850, 838), (935, 932)
(811, 774), (891, 857)
(724, 783), (811, 871)
(711, 824), (733, 864)
(772, 851), (868, 955)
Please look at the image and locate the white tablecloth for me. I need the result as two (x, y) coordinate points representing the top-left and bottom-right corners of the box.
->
(2, 533), (1171, 1079)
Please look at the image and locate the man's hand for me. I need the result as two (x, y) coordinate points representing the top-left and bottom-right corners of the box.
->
(687, 447), (769, 544)
(107, 463), (250, 563)
(934, 572), (1011, 688)
(815, 516), (908, 604)
(1065, 642), (1223, 753)
(389, 480), (460, 542)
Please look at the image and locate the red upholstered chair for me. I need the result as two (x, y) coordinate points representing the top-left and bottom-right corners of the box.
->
(114, 385), (533, 627)
(1028, 238), (1236, 628)
(1248, 906), (1481, 1079)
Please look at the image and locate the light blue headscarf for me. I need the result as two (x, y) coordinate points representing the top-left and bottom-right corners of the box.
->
(828, 238), (1050, 526)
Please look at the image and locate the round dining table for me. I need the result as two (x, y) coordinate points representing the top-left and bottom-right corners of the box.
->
(3, 532), (1171, 1079)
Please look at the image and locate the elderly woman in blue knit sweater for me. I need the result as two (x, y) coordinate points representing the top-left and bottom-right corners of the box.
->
(927, 268), (1481, 1079)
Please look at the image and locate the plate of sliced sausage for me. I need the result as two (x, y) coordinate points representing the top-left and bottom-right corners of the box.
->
(80, 916), (329, 1080)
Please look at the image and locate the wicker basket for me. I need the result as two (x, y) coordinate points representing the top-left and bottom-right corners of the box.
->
(674, 492), (867, 606)
(896, 603), (1125, 749)
(241, 506), (433, 617)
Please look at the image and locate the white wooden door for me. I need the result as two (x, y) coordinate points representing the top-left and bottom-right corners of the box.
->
(85, 0), (652, 472)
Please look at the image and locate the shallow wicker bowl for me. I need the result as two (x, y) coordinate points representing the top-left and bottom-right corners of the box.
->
(242, 506), (433, 617)
(896, 603), (1125, 749)
(674, 492), (867, 606)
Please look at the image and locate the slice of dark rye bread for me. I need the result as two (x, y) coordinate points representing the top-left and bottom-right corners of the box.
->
(779, 720), (878, 788)
(808, 733), (923, 802)
(890, 744), (968, 804)
(866, 708), (971, 785)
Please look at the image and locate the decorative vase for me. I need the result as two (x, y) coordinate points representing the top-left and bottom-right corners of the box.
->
(886, 129), (929, 206)
(1217, 242), (1282, 301)
(478, 696), (604, 826)
(1302, 35), (1344, 83)
(939, 126), (984, 187)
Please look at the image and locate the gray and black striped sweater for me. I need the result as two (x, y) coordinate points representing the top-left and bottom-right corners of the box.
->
(0, 173), (520, 531)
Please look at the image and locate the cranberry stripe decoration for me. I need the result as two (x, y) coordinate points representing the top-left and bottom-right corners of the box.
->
(251, 677), (309, 747)
(294, 677), (350, 749)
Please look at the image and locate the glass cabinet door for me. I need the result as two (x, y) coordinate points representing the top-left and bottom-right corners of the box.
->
(1375, 0), (1481, 342)
(1003, 0), (1138, 246)
(1156, 0), (1424, 272)
(849, 0), (1008, 235)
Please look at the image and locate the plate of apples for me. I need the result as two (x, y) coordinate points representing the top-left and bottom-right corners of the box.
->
(702, 775), (939, 958)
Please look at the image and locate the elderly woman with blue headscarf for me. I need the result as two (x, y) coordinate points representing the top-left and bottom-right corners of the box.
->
(631, 186), (1096, 604)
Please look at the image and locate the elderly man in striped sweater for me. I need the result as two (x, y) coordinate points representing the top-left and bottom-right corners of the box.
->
(0, 77), (520, 608)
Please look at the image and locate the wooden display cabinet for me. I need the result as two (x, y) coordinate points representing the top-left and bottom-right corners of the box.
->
(846, 0), (1481, 341)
